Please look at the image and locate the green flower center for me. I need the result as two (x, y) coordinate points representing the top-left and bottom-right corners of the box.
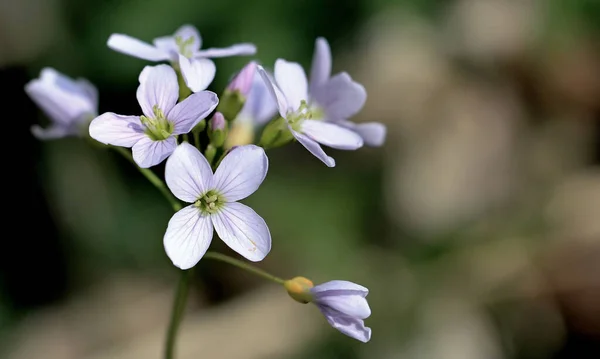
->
(175, 35), (195, 59)
(287, 100), (324, 131)
(140, 105), (174, 141)
(194, 190), (225, 214)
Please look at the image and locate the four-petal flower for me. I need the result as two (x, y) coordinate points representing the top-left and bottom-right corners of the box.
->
(164, 142), (271, 269)
(108, 25), (256, 92)
(26, 68), (98, 140)
(258, 60), (364, 167)
(309, 38), (386, 147)
(89, 65), (218, 168)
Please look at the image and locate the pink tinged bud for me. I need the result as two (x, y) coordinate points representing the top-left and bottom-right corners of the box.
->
(227, 61), (257, 96)
(210, 112), (226, 130)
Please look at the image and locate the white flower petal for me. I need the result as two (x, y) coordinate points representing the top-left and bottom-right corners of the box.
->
(152, 36), (178, 58)
(131, 136), (177, 168)
(178, 55), (216, 93)
(291, 129), (335, 167)
(311, 72), (366, 121)
(25, 68), (95, 126)
(340, 121), (386, 147)
(212, 202), (271, 262)
(195, 43), (256, 58)
(89, 113), (145, 147)
(164, 205), (213, 270)
(309, 37), (332, 93)
(31, 125), (74, 140)
(257, 66), (289, 118)
(213, 145), (268, 202)
(301, 120), (363, 150)
(165, 142), (214, 203)
(136, 65), (179, 118)
(317, 295), (371, 319)
(107, 34), (170, 61)
(274, 59), (308, 111)
(319, 306), (372, 343)
(169, 91), (218, 135)
(174, 24), (202, 51)
(311, 280), (369, 295)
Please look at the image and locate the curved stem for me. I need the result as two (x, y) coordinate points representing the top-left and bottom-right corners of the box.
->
(112, 146), (182, 212)
(164, 269), (192, 359)
(204, 251), (285, 284)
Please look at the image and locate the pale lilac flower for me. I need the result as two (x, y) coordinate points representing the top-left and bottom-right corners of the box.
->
(89, 65), (218, 168)
(311, 280), (372, 343)
(258, 61), (363, 167)
(163, 142), (271, 269)
(310, 37), (386, 147)
(25, 68), (97, 140)
(108, 24), (256, 92)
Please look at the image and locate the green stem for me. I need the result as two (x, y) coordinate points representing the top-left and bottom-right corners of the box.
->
(182, 133), (189, 143)
(164, 269), (192, 359)
(193, 131), (201, 150)
(203, 251), (285, 284)
(110, 145), (284, 358)
(213, 149), (228, 169)
(112, 146), (182, 212)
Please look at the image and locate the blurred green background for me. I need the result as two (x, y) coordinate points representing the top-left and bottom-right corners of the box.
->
(2, 0), (600, 358)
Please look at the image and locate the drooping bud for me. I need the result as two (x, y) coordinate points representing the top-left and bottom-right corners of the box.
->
(258, 117), (294, 149)
(284, 276), (314, 304)
(208, 112), (227, 147)
(227, 61), (257, 96)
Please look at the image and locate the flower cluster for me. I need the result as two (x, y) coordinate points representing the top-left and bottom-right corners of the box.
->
(26, 24), (383, 344)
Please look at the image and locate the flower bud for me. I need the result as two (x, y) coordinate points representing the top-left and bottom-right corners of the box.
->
(284, 276), (314, 304)
(258, 117), (294, 149)
(210, 112), (226, 130)
(208, 112), (228, 147)
(218, 63), (257, 122)
(227, 61), (257, 96)
(216, 91), (245, 122)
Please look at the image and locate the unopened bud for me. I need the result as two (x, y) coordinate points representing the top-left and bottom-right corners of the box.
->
(227, 61), (257, 96)
(217, 67), (249, 122)
(284, 276), (314, 304)
(210, 112), (226, 131)
(208, 112), (227, 147)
